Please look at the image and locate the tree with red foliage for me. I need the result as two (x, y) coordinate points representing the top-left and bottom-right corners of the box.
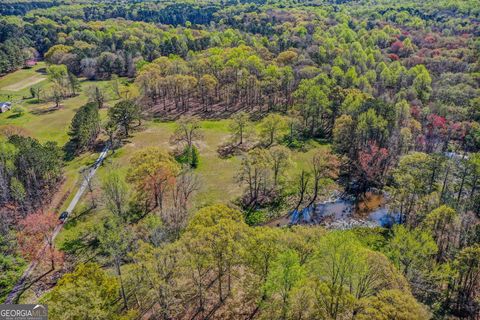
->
(126, 147), (180, 216)
(424, 114), (448, 153)
(15, 211), (64, 301)
(424, 34), (437, 45)
(354, 141), (391, 193)
(388, 53), (399, 61)
(446, 121), (468, 151)
(390, 40), (404, 53)
(410, 105), (422, 120)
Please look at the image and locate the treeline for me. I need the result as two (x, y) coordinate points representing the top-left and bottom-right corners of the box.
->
(0, 19), (36, 74)
(130, 35), (434, 115)
(41, 20), (213, 78)
(130, 43), (478, 200)
(25, 1), (254, 26)
(0, 1), (60, 16)
(84, 2), (219, 25)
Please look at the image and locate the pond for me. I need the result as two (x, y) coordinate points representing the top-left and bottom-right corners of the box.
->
(267, 192), (400, 229)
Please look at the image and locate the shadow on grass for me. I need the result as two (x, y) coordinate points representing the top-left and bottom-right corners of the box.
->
(24, 99), (42, 105)
(63, 140), (77, 162)
(60, 232), (100, 255)
(150, 101), (269, 122)
(63, 139), (111, 162)
(63, 206), (96, 228)
(60, 206), (100, 255)
(30, 105), (62, 115)
(36, 68), (47, 75)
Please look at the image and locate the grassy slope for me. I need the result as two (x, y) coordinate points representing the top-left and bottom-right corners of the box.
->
(0, 63), (47, 98)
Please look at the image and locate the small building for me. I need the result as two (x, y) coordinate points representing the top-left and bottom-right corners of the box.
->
(0, 102), (12, 113)
(25, 59), (37, 68)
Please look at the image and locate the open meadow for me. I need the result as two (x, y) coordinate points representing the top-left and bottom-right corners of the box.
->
(56, 118), (329, 252)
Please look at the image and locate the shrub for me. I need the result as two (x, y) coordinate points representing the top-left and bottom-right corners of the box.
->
(11, 105), (25, 117)
(245, 209), (267, 226)
(175, 145), (200, 168)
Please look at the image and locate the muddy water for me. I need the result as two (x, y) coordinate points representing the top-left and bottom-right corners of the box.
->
(267, 192), (399, 228)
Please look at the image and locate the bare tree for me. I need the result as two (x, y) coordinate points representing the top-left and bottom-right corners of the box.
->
(162, 169), (199, 238)
(307, 150), (339, 207)
(101, 170), (129, 222)
(295, 170), (311, 211)
(81, 168), (97, 209)
(170, 116), (202, 151)
(229, 112), (252, 146)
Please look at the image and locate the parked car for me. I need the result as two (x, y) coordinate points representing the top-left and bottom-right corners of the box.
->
(0, 102), (12, 113)
(59, 211), (69, 222)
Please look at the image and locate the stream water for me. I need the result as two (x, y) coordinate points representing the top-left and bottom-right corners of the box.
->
(267, 192), (400, 229)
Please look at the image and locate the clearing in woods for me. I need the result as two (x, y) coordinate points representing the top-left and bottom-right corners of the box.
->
(2, 74), (46, 91)
(0, 63), (47, 93)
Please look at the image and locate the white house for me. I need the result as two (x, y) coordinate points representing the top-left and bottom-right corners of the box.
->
(0, 102), (11, 113)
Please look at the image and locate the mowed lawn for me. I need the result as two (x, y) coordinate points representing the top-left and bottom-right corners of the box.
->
(2, 74), (46, 91)
(0, 62), (47, 96)
(101, 120), (244, 208)
(0, 79), (112, 145)
(95, 119), (330, 209)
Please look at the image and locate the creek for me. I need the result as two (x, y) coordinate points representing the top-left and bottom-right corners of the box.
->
(267, 192), (400, 229)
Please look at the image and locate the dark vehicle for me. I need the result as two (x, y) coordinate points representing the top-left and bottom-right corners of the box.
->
(59, 211), (69, 222)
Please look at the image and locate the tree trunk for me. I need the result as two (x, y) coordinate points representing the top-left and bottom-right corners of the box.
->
(116, 259), (128, 310)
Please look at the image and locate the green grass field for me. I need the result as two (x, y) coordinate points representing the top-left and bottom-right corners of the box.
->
(97, 119), (328, 207)
(0, 63), (48, 97)
(105, 120), (244, 207)
(0, 79), (111, 145)
(56, 118), (330, 248)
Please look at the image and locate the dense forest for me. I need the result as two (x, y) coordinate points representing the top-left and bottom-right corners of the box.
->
(0, 0), (479, 319)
